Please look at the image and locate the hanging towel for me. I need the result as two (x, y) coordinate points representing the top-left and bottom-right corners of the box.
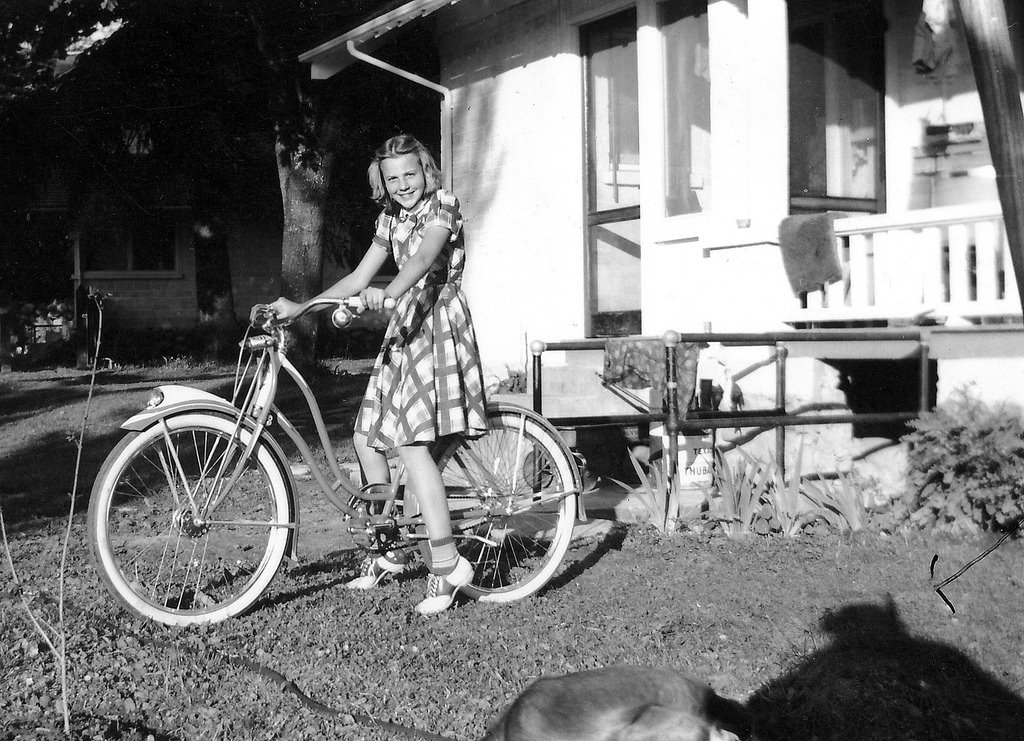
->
(913, 0), (957, 75)
(778, 213), (844, 296)
(603, 338), (701, 412)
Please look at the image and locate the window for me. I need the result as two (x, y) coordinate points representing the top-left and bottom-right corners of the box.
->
(660, 0), (710, 217)
(583, 9), (641, 336)
(788, 0), (885, 214)
(81, 213), (177, 272)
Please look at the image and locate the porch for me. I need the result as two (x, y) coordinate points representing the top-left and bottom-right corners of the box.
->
(770, 201), (1022, 328)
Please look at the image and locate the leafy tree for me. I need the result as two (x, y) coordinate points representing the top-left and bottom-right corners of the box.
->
(1, 0), (439, 356)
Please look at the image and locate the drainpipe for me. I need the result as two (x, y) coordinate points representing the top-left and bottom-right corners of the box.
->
(346, 40), (453, 190)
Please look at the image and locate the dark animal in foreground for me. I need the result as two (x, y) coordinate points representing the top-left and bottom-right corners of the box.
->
(481, 666), (753, 741)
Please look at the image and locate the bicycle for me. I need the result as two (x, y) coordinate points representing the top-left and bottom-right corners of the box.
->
(87, 297), (584, 626)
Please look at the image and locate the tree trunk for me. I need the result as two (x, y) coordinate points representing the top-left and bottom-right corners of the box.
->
(276, 143), (333, 359)
(952, 0), (1024, 320)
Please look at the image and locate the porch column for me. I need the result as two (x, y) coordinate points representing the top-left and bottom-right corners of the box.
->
(745, 0), (789, 228)
(953, 0), (1024, 319)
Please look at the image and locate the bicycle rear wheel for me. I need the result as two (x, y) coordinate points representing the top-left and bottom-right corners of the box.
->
(431, 405), (579, 602)
(88, 413), (292, 626)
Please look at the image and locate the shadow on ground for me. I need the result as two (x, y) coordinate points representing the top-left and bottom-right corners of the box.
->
(748, 595), (1024, 739)
(542, 525), (627, 594)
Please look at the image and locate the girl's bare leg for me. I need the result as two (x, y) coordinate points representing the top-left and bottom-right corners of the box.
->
(397, 444), (452, 540)
(353, 431), (391, 485)
(398, 443), (470, 614)
(345, 432), (407, 589)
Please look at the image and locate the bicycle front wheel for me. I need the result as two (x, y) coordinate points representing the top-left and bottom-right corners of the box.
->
(432, 405), (579, 602)
(88, 413), (292, 626)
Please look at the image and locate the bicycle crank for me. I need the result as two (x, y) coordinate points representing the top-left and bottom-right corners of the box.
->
(348, 517), (401, 554)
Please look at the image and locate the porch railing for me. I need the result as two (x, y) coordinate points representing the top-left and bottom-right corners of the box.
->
(789, 202), (1020, 324)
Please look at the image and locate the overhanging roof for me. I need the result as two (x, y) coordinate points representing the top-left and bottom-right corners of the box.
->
(298, 0), (462, 79)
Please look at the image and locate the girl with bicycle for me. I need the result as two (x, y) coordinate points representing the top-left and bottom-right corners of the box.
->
(267, 134), (488, 614)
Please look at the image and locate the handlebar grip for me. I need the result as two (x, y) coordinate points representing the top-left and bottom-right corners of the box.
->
(332, 297), (396, 328)
(343, 297), (397, 310)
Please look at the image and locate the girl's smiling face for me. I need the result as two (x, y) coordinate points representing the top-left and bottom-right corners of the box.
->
(380, 153), (426, 211)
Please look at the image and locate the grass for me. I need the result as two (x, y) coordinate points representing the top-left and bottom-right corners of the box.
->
(2, 363), (1024, 739)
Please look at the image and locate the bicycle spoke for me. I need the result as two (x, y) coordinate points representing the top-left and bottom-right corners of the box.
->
(93, 416), (290, 623)
(432, 408), (577, 600)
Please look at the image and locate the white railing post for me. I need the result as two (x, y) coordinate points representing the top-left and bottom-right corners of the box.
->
(848, 233), (873, 308)
(948, 223), (972, 307)
(921, 226), (945, 306)
(974, 219), (1000, 303)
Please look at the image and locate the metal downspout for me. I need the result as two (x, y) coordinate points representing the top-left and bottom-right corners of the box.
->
(346, 40), (453, 190)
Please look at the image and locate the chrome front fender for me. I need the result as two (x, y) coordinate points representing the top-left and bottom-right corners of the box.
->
(121, 385), (239, 431)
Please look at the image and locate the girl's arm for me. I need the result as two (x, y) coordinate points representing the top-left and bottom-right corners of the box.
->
(321, 245), (390, 300)
(269, 246), (389, 320)
(362, 226), (450, 309)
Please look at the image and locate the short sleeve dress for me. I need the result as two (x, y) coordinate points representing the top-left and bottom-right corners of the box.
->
(355, 190), (489, 451)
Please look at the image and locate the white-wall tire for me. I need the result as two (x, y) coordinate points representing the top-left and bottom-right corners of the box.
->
(88, 413), (291, 626)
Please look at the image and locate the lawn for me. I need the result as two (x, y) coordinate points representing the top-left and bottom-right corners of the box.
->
(2, 364), (1023, 740)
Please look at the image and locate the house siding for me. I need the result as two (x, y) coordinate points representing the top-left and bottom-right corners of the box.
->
(101, 277), (198, 329)
(80, 238), (198, 330)
(437, 0), (588, 384)
(228, 226), (282, 319)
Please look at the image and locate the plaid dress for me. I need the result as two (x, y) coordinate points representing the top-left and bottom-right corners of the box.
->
(355, 190), (489, 451)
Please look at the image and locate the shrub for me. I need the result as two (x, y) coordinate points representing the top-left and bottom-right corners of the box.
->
(98, 323), (248, 365)
(904, 386), (1024, 533)
(610, 448), (679, 533)
(703, 447), (866, 537)
(802, 471), (866, 533)
(492, 368), (528, 395)
(701, 450), (773, 537)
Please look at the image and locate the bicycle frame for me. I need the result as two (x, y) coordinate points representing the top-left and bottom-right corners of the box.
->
(125, 321), (577, 565)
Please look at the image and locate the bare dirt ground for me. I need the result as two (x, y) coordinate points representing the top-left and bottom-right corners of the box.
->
(2, 364), (1024, 740)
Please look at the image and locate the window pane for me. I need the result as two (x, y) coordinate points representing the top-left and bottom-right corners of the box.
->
(81, 224), (128, 271)
(788, 2), (884, 211)
(132, 216), (176, 271)
(588, 218), (641, 336)
(584, 10), (640, 212)
(661, 0), (710, 217)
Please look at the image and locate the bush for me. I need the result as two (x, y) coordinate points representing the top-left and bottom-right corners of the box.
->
(703, 447), (867, 538)
(6, 298), (77, 369)
(904, 386), (1024, 533)
(100, 322), (248, 365)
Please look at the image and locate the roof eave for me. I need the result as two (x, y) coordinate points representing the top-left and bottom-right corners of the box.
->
(298, 0), (462, 78)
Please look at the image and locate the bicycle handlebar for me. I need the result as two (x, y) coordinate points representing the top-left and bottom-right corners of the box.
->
(250, 296), (397, 330)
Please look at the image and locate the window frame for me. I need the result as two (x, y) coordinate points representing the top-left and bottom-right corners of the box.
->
(787, 0), (886, 215)
(581, 6), (643, 337)
(77, 212), (184, 279)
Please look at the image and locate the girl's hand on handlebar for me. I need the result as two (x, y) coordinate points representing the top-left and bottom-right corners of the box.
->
(270, 297), (302, 322)
(251, 297), (301, 326)
(359, 287), (393, 312)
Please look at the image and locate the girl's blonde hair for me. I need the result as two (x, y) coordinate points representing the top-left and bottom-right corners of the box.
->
(367, 134), (443, 213)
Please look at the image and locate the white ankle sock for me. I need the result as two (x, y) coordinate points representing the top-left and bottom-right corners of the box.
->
(427, 537), (458, 575)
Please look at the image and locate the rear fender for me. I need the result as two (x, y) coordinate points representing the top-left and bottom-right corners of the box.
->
(120, 385), (301, 562)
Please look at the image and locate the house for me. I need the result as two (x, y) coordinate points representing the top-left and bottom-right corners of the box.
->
(298, 0), (1024, 428)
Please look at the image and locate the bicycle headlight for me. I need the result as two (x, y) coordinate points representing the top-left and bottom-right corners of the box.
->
(144, 389), (164, 410)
